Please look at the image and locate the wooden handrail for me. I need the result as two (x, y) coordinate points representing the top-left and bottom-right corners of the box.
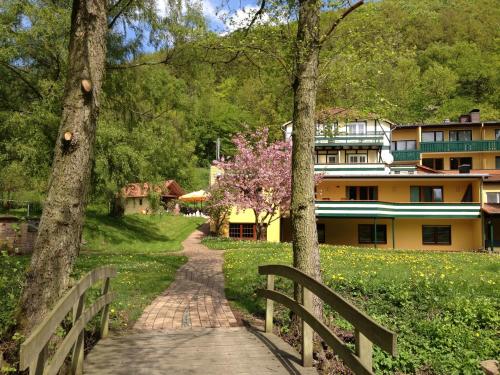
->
(257, 264), (396, 375)
(20, 266), (117, 375)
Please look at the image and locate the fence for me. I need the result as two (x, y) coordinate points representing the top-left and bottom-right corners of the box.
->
(257, 264), (397, 375)
(19, 266), (116, 375)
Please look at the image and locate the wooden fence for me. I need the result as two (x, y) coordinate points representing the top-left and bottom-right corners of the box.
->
(19, 266), (117, 375)
(257, 264), (397, 375)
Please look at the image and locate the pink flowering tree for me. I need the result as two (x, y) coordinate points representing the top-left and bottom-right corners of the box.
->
(214, 128), (292, 240)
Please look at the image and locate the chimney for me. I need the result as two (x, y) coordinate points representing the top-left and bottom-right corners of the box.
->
(459, 114), (470, 123)
(469, 109), (480, 122)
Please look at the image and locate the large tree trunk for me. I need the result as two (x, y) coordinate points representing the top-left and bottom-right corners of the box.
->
(17, 0), (108, 334)
(291, 0), (323, 317)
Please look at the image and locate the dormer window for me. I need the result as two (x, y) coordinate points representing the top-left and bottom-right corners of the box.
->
(346, 121), (367, 135)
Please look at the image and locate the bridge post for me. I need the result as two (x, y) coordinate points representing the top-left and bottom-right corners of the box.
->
(101, 277), (111, 338)
(71, 292), (86, 375)
(301, 286), (313, 367)
(265, 274), (274, 333)
(355, 329), (373, 370)
(30, 342), (48, 375)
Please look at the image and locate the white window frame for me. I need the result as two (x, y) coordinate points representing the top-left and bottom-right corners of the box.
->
(486, 192), (500, 204)
(327, 155), (337, 164)
(346, 122), (367, 135)
(348, 154), (367, 164)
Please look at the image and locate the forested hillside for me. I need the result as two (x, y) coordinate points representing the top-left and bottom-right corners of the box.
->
(1, 0), (499, 201)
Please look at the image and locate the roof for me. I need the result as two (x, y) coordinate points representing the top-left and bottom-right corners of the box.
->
(282, 107), (396, 128)
(121, 180), (185, 198)
(483, 204), (500, 215)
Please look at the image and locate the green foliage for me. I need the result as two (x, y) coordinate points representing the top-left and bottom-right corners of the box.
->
(0, 252), (28, 338)
(209, 240), (500, 375)
(1, 0), (499, 201)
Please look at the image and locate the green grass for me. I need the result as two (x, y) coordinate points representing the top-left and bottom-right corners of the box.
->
(206, 239), (500, 375)
(83, 210), (205, 253)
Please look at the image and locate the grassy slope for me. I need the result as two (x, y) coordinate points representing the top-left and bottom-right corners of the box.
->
(83, 210), (205, 253)
(204, 239), (500, 375)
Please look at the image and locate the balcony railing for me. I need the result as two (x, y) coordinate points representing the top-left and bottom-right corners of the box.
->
(420, 140), (500, 153)
(315, 200), (481, 218)
(391, 150), (421, 161)
(315, 132), (385, 146)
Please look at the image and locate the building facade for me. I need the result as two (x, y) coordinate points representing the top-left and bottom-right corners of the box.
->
(215, 108), (500, 251)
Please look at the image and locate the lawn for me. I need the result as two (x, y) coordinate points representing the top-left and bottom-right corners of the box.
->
(204, 238), (500, 375)
(0, 213), (203, 370)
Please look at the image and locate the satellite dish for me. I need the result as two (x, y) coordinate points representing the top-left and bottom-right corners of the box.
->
(382, 153), (394, 165)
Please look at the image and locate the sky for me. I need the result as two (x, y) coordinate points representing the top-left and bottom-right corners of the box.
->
(156, 0), (262, 33)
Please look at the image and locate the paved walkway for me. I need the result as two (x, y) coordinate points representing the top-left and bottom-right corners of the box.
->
(84, 225), (316, 375)
(134, 224), (238, 329)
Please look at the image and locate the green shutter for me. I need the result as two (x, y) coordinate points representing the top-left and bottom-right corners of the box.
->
(410, 186), (420, 202)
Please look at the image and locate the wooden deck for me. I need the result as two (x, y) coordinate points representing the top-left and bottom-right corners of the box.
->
(84, 327), (318, 375)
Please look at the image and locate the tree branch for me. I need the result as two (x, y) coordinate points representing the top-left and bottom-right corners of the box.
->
(0, 61), (43, 99)
(244, 0), (266, 34)
(320, 1), (364, 45)
(108, 0), (134, 29)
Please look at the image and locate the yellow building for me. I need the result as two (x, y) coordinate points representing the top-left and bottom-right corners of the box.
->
(209, 165), (281, 242)
(215, 108), (500, 251)
(392, 109), (500, 250)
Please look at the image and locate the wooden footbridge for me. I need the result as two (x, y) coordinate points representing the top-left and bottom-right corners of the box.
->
(20, 263), (396, 375)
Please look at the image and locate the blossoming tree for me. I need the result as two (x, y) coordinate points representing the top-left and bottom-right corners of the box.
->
(214, 128), (292, 240)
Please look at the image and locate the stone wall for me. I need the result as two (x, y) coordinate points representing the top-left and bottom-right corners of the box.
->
(0, 216), (39, 255)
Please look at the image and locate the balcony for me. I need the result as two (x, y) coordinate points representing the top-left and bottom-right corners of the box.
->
(315, 164), (388, 176)
(315, 131), (385, 147)
(315, 200), (481, 218)
(391, 150), (421, 161)
(420, 140), (500, 153)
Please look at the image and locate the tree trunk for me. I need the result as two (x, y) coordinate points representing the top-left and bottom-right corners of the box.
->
(291, 0), (323, 318)
(17, 0), (107, 334)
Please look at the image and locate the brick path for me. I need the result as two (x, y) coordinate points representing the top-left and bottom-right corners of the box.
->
(134, 224), (238, 330)
(85, 225), (317, 374)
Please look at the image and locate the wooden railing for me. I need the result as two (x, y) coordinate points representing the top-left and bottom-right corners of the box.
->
(20, 266), (117, 375)
(257, 265), (396, 375)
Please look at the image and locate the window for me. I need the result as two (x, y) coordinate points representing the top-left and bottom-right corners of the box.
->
(450, 157), (472, 170)
(496, 129), (500, 140)
(486, 192), (500, 204)
(139, 198), (143, 205)
(358, 224), (387, 244)
(346, 122), (367, 135)
(422, 158), (444, 170)
(496, 156), (500, 169)
(422, 226), (451, 245)
(229, 224), (256, 240)
(410, 186), (443, 202)
(348, 154), (367, 164)
(317, 224), (326, 244)
(347, 186), (378, 200)
(391, 140), (417, 151)
(422, 131), (443, 142)
(315, 150), (338, 164)
(449, 130), (472, 141)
